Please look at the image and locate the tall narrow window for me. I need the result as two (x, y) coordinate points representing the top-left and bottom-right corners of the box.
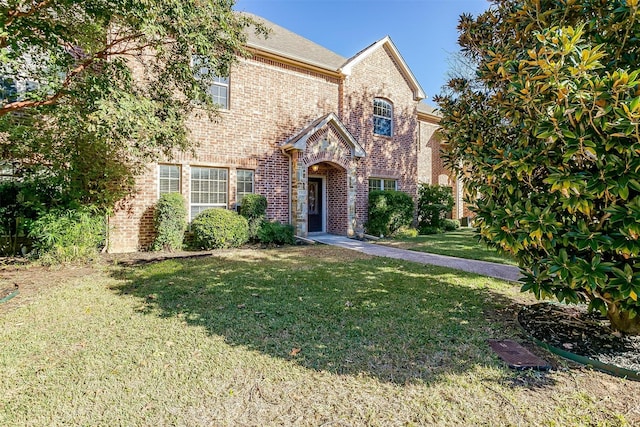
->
(190, 167), (228, 219)
(208, 76), (229, 109)
(159, 164), (181, 194)
(236, 169), (254, 206)
(373, 98), (393, 136)
(192, 56), (230, 109)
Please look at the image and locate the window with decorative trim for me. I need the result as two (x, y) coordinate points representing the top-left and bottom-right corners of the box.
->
(192, 56), (229, 109)
(158, 164), (181, 195)
(236, 169), (254, 206)
(368, 178), (397, 192)
(373, 98), (393, 136)
(190, 167), (228, 219)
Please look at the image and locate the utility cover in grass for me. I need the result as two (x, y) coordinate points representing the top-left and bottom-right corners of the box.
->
(488, 339), (551, 371)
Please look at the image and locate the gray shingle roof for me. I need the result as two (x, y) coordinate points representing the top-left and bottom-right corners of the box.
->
(243, 13), (347, 71)
(417, 102), (440, 116)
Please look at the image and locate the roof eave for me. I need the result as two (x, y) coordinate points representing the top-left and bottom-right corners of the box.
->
(246, 44), (343, 78)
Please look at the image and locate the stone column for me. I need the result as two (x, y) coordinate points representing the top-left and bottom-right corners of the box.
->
(291, 151), (308, 237)
(347, 162), (357, 237)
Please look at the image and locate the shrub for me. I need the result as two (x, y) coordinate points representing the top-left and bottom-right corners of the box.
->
(395, 226), (419, 239)
(27, 208), (106, 264)
(152, 193), (187, 251)
(239, 194), (267, 240)
(257, 221), (295, 245)
(191, 208), (249, 249)
(366, 190), (414, 237)
(443, 219), (460, 232)
(419, 226), (441, 235)
(417, 184), (454, 234)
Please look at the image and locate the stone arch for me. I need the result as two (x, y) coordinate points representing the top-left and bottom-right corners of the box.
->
(282, 113), (364, 237)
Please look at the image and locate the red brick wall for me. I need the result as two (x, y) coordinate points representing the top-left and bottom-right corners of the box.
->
(108, 43), (440, 252)
(341, 45), (419, 228)
(327, 168), (348, 234)
(108, 56), (340, 252)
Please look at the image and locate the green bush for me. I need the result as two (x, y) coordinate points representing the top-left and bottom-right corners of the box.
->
(191, 208), (249, 249)
(239, 194), (267, 240)
(419, 226), (441, 235)
(365, 190), (414, 237)
(152, 193), (187, 251)
(443, 219), (460, 232)
(27, 208), (106, 264)
(0, 178), (63, 256)
(257, 221), (295, 245)
(395, 226), (419, 238)
(417, 184), (454, 234)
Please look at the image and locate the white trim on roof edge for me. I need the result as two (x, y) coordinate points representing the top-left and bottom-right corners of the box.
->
(339, 36), (426, 101)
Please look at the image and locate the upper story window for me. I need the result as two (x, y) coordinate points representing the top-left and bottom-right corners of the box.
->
(373, 98), (393, 137)
(192, 56), (229, 109)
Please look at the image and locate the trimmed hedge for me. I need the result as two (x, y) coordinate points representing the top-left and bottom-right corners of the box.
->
(191, 208), (249, 249)
(365, 190), (414, 237)
(152, 193), (187, 251)
(258, 221), (295, 245)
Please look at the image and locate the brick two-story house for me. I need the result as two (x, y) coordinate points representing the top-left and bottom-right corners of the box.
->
(107, 13), (460, 253)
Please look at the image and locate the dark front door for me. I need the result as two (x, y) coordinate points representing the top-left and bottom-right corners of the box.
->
(308, 177), (323, 232)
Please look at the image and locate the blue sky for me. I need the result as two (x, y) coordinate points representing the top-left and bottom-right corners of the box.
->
(233, 0), (490, 105)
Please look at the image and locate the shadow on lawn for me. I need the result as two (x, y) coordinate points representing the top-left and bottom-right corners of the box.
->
(109, 246), (555, 387)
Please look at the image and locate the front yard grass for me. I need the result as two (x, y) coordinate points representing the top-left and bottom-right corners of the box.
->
(380, 228), (518, 265)
(1, 246), (638, 426)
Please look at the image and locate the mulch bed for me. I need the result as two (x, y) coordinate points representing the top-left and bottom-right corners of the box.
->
(518, 303), (640, 375)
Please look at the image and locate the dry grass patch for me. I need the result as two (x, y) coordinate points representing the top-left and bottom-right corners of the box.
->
(1, 246), (638, 426)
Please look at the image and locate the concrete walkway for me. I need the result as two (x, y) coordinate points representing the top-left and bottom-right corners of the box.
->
(309, 233), (522, 282)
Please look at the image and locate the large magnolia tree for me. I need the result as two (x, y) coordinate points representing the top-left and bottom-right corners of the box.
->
(436, 0), (640, 334)
(0, 0), (264, 209)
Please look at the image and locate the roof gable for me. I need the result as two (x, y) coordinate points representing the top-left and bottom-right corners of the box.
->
(340, 36), (426, 101)
(281, 113), (365, 158)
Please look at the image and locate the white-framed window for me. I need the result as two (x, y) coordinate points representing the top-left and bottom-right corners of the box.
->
(158, 164), (181, 195)
(208, 76), (229, 109)
(190, 166), (228, 219)
(192, 56), (229, 109)
(0, 162), (16, 182)
(373, 98), (393, 136)
(368, 178), (398, 192)
(236, 169), (254, 206)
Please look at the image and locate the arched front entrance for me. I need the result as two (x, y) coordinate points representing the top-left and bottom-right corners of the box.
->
(280, 113), (365, 237)
(306, 161), (349, 235)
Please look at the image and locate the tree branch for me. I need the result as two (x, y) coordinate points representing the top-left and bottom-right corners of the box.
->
(1, 0), (55, 47)
(0, 31), (158, 117)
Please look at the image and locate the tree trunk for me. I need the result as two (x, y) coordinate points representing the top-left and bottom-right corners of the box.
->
(607, 303), (640, 335)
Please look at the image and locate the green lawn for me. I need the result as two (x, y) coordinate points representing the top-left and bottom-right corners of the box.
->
(1, 246), (637, 426)
(380, 228), (518, 265)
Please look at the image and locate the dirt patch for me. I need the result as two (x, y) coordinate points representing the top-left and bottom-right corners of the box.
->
(519, 303), (640, 376)
(0, 260), (96, 314)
